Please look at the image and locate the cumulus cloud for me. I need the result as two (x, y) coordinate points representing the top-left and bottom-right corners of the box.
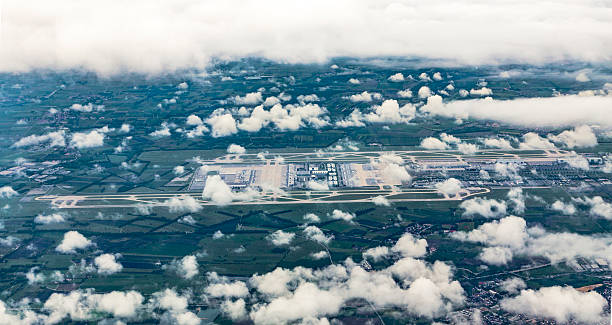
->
(234, 92), (263, 105)
(420, 137), (449, 150)
(13, 130), (67, 148)
(347, 91), (382, 102)
(202, 175), (259, 205)
(267, 230), (295, 246)
(303, 226), (333, 245)
(165, 195), (202, 213)
(469, 87), (492, 96)
(460, 198), (507, 218)
(397, 89), (412, 98)
(501, 286), (608, 324)
(574, 196), (612, 219)
(372, 195), (391, 206)
(170, 255), (199, 279)
(186, 114), (203, 126)
(56, 231), (93, 253)
(550, 200), (576, 215)
(451, 215), (612, 266)
(363, 246), (391, 262)
(435, 178), (462, 196)
(417, 86), (432, 99)
(499, 277), (526, 294)
(239, 103), (329, 132)
(227, 144), (246, 154)
(387, 73), (405, 82)
(547, 125), (597, 148)
(482, 137), (514, 149)
(329, 210), (355, 222)
(307, 180), (329, 191)
(364, 99), (416, 124)
(34, 213), (66, 224)
(94, 253), (123, 275)
(382, 163), (412, 183)
(391, 233), (428, 258)
(0, 186), (19, 198)
(70, 130), (105, 149)
(206, 113), (238, 137)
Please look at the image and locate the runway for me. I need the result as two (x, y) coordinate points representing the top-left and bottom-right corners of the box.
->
(35, 187), (490, 209)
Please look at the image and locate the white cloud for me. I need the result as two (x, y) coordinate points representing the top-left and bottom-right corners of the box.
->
(362, 246), (390, 262)
(457, 143), (479, 154)
(348, 78), (360, 84)
(417, 86), (432, 99)
(186, 114), (203, 126)
(574, 196), (612, 219)
(519, 132), (555, 149)
(221, 299), (247, 321)
(469, 87), (492, 96)
(501, 286), (607, 324)
(2, 1), (612, 75)
(70, 130), (105, 149)
(206, 113), (238, 137)
(173, 165), (185, 175)
(460, 198), (507, 218)
(239, 103), (329, 132)
(310, 251), (329, 260)
(94, 253), (123, 275)
(234, 92), (263, 105)
(267, 230), (295, 246)
(388, 73), (405, 82)
(372, 195), (390, 206)
(482, 137), (514, 149)
(14, 130), (66, 148)
(166, 195), (202, 213)
(364, 99), (415, 124)
(418, 72), (431, 81)
(56, 231), (93, 253)
(420, 95), (612, 128)
(304, 213), (321, 223)
(70, 103), (104, 112)
(119, 123), (131, 133)
(391, 233), (428, 258)
(175, 255), (199, 279)
(550, 200), (576, 215)
(420, 137), (449, 150)
(382, 163), (412, 183)
(150, 123), (172, 137)
(435, 178), (462, 196)
(202, 175), (259, 205)
(303, 226), (333, 245)
(575, 71), (590, 82)
(432, 72), (442, 81)
(206, 281), (249, 298)
(499, 277), (526, 294)
(397, 89), (412, 98)
(439, 133), (460, 144)
(347, 91), (382, 102)
(297, 94), (320, 104)
(0, 186), (19, 198)
(547, 125), (597, 148)
(34, 213), (65, 224)
(451, 215), (612, 266)
(227, 144), (246, 154)
(329, 209), (355, 222)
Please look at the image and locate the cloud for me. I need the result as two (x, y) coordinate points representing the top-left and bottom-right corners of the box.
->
(329, 209), (355, 222)
(363, 99), (416, 124)
(397, 89), (412, 98)
(165, 195), (202, 213)
(234, 92), (263, 105)
(69, 103), (104, 112)
(0, 186), (19, 198)
(391, 233), (428, 258)
(227, 144), (246, 154)
(34, 213), (66, 224)
(547, 125), (597, 148)
(186, 114), (203, 126)
(417, 86), (432, 99)
(13, 130), (66, 148)
(435, 178), (462, 196)
(2, 1), (612, 75)
(311, 251), (329, 260)
(267, 230), (295, 246)
(575, 71), (591, 82)
(150, 123), (172, 137)
(201, 175), (259, 205)
(303, 213), (321, 223)
(574, 196), (612, 219)
(420, 95), (612, 128)
(550, 200), (576, 215)
(372, 195), (390, 206)
(347, 91), (382, 103)
(451, 215), (612, 266)
(457, 143), (479, 154)
(363, 246), (391, 262)
(70, 130), (105, 149)
(382, 163), (412, 183)
(238, 103), (329, 132)
(206, 113), (238, 137)
(303, 226), (333, 245)
(499, 277), (526, 294)
(459, 198), (507, 218)
(500, 286), (608, 324)
(420, 137), (449, 150)
(221, 299), (247, 321)
(94, 253), (123, 275)
(469, 87), (492, 96)
(56, 231), (93, 253)
(169, 255), (199, 279)
(206, 281), (249, 298)
(387, 73), (405, 82)
(482, 137), (514, 149)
